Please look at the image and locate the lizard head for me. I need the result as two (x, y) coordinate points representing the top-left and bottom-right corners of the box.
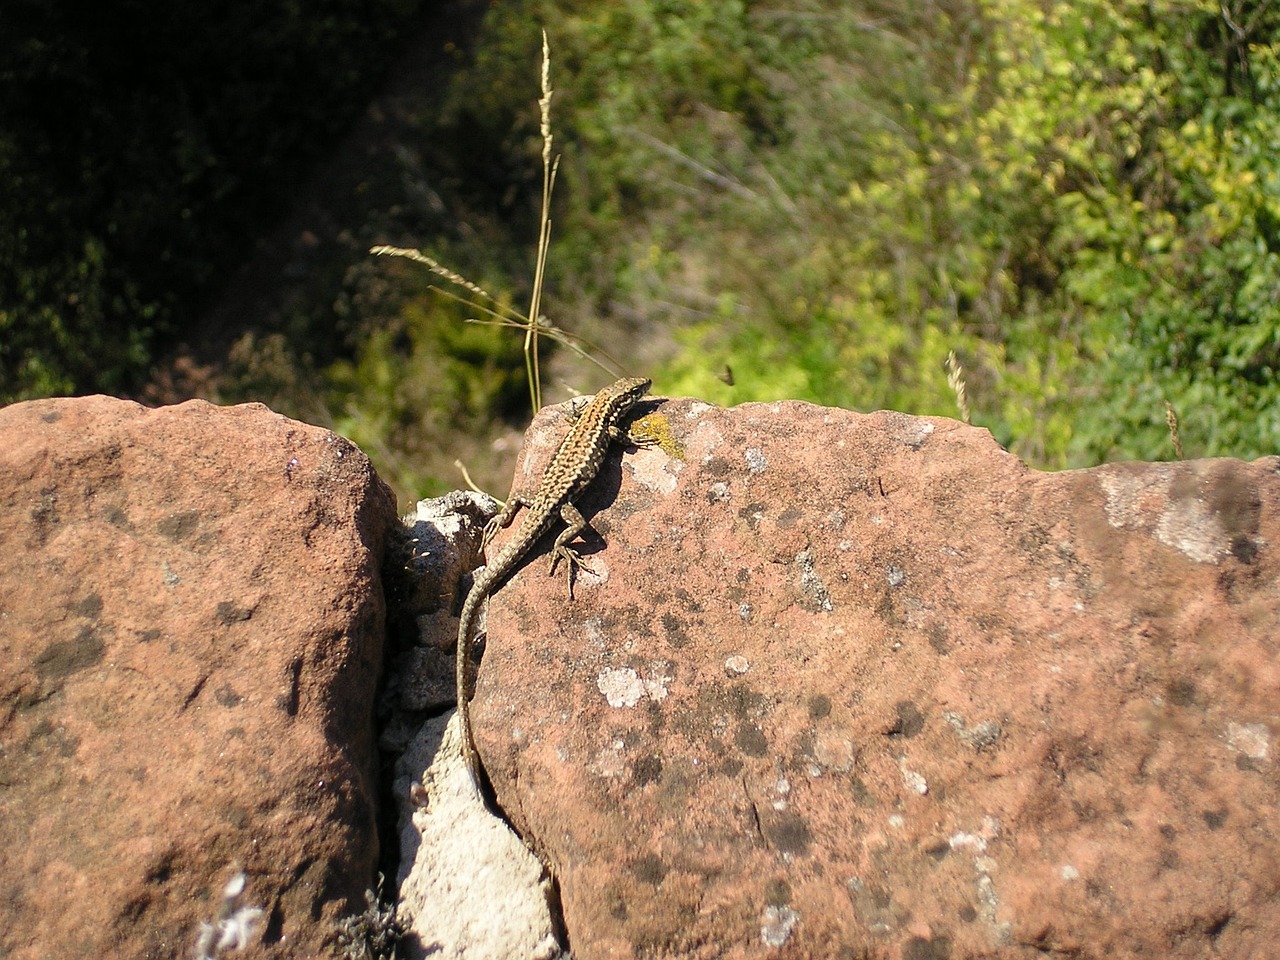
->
(611, 377), (652, 409)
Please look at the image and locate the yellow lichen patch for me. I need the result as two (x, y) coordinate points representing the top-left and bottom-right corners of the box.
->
(630, 413), (685, 460)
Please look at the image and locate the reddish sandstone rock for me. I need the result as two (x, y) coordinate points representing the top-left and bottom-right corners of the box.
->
(472, 395), (1280, 959)
(0, 397), (397, 960)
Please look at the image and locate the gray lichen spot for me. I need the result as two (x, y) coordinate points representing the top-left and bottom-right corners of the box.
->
(944, 712), (1002, 750)
(1098, 464), (1262, 565)
(760, 905), (799, 947)
(1155, 495), (1230, 563)
(887, 415), (936, 450)
(796, 550), (833, 612)
(1226, 721), (1270, 760)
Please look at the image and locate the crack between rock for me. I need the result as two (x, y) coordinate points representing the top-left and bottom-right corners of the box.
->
(180, 674), (208, 711)
(742, 774), (766, 847)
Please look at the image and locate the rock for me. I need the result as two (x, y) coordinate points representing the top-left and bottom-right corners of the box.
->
(388, 496), (567, 960)
(392, 711), (565, 960)
(470, 395), (1280, 959)
(0, 396), (397, 960)
(386, 493), (497, 718)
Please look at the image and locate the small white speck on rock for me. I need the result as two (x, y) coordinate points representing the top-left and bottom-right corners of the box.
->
(1226, 721), (1270, 760)
(760, 905), (798, 947)
(900, 767), (928, 795)
(596, 668), (645, 708)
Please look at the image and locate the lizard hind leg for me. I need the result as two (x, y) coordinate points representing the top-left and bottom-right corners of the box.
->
(548, 502), (599, 597)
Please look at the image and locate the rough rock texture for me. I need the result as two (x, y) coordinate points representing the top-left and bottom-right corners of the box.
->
(0, 397), (397, 960)
(470, 395), (1280, 959)
(393, 711), (565, 960)
(387, 493), (498, 717)
(385, 495), (567, 960)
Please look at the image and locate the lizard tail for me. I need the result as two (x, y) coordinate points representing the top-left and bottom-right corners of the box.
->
(456, 596), (483, 786)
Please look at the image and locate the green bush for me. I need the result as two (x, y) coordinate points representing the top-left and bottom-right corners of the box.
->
(487, 0), (1280, 466)
(12, 0), (1275, 480)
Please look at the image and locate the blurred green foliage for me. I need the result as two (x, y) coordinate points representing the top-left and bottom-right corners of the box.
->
(5, 0), (1276, 481)
(433, 0), (1278, 466)
(325, 260), (528, 496)
(0, 0), (420, 401)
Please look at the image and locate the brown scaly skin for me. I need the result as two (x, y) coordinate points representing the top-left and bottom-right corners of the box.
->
(456, 377), (653, 785)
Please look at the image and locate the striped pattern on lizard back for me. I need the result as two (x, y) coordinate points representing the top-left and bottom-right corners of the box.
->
(455, 376), (653, 785)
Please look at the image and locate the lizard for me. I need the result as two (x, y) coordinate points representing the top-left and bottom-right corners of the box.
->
(455, 376), (654, 785)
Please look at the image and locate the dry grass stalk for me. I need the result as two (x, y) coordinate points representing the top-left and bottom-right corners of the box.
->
(1164, 401), (1184, 460)
(946, 350), (971, 425)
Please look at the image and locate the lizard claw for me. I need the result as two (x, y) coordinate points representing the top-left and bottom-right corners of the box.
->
(550, 544), (598, 598)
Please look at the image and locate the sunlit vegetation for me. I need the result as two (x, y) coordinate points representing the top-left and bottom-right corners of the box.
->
(4, 0), (1276, 498)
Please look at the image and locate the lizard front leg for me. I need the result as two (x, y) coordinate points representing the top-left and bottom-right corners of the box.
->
(610, 422), (660, 448)
(484, 493), (532, 546)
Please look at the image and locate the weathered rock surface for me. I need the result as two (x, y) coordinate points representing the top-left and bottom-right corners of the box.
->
(470, 395), (1280, 959)
(8, 388), (1274, 960)
(387, 495), (567, 960)
(0, 397), (397, 960)
(393, 711), (565, 960)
